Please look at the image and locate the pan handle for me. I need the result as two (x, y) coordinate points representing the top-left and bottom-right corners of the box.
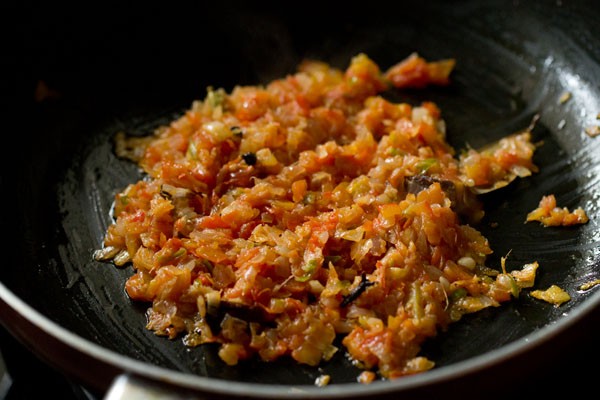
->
(105, 374), (210, 400)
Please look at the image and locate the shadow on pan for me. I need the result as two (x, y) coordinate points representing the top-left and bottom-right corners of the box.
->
(1, 1), (599, 399)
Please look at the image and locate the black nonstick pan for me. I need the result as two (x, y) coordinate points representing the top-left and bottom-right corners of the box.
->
(1, 1), (599, 398)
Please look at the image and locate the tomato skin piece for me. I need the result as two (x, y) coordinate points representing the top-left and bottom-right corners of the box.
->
(197, 215), (230, 229)
(125, 270), (153, 301)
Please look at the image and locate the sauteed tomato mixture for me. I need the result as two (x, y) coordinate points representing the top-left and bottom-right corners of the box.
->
(95, 53), (543, 381)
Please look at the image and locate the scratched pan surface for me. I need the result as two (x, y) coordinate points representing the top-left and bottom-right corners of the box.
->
(1, 1), (599, 398)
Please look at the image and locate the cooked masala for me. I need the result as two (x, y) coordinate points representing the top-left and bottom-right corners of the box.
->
(94, 53), (542, 380)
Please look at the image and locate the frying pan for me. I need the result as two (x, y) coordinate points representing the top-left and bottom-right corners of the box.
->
(1, 0), (599, 398)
